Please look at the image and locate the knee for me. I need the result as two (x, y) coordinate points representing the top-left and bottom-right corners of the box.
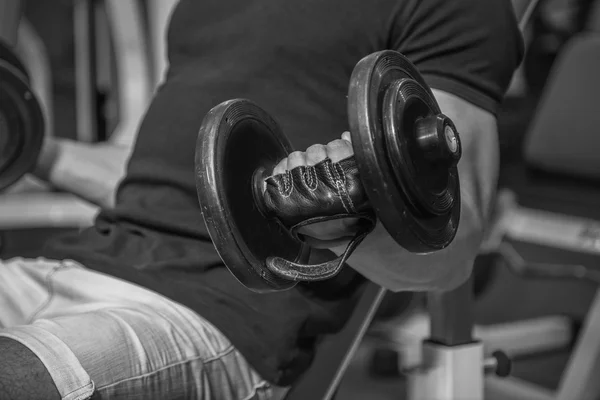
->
(0, 337), (61, 400)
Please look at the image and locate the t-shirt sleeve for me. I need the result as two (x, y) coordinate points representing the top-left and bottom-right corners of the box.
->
(390, 0), (524, 114)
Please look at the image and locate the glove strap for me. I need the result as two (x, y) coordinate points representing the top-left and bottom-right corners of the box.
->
(265, 212), (376, 281)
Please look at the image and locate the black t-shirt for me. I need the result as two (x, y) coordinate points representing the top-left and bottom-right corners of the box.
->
(43, 0), (523, 386)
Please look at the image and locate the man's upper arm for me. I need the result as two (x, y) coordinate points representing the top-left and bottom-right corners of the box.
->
(345, 89), (499, 292)
(433, 89), (499, 224)
(343, 0), (523, 291)
(394, 0), (522, 241)
(342, 0), (523, 291)
(421, 90), (500, 291)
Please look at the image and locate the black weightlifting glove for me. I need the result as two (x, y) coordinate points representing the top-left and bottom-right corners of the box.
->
(261, 155), (377, 281)
(264, 155), (376, 241)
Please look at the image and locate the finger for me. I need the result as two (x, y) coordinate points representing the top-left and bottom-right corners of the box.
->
(325, 138), (353, 163)
(286, 151), (307, 170)
(272, 158), (289, 175)
(341, 131), (352, 143)
(305, 144), (328, 166)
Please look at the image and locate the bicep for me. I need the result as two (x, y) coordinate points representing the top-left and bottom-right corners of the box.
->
(434, 88), (500, 223)
(344, 91), (499, 292)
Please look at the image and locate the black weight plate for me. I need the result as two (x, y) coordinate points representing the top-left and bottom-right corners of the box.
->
(0, 58), (44, 191)
(383, 79), (456, 216)
(347, 51), (460, 252)
(382, 79), (460, 247)
(0, 109), (20, 171)
(195, 99), (310, 293)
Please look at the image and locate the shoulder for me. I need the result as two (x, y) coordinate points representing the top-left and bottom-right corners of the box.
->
(393, 0), (521, 35)
(391, 0), (524, 115)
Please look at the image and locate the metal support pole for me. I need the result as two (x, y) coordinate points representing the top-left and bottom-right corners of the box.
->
(407, 277), (485, 400)
(74, 0), (99, 143)
(0, 0), (23, 47)
(428, 277), (475, 346)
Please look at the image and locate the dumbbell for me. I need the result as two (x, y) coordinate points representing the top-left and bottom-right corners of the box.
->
(195, 50), (462, 293)
(0, 40), (45, 191)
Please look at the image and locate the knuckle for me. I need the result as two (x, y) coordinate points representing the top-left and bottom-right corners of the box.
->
(306, 143), (326, 153)
(307, 143), (326, 151)
(305, 144), (327, 165)
(326, 139), (347, 149)
(326, 139), (353, 162)
(287, 151), (307, 168)
(288, 150), (305, 159)
(272, 159), (288, 174)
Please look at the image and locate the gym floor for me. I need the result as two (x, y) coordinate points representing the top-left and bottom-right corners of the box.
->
(10, 2), (599, 399)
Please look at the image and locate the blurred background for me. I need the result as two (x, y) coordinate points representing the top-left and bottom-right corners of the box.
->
(2, 0), (600, 399)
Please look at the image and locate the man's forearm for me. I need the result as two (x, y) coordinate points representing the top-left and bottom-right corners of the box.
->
(336, 90), (500, 292)
(32, 137), (130, 209)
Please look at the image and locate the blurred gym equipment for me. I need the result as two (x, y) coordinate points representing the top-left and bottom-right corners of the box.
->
(0, 0), (179, 259)
(0, 0), (21, 46)
(0, 32), (44, 192)
(486, 18), (600, 400)
(73, 0), (152, 146)
(146, 0), (178, 86)
(0, 0), (172, 230)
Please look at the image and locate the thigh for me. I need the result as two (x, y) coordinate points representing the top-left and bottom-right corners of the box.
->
(35, 306), (272, 400)
(0, 257), (63, 328)
(0, 260), (277, 400)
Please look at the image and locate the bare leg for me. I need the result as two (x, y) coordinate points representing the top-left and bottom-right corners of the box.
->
(0, 0), (23, 47)
(0, 337), (60, 400)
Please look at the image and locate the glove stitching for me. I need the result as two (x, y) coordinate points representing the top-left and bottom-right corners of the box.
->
(303, 165), (318, 192)
(334, 162), (357, 213)
(324, 159), (351, 214)
(277, 170), (294, 198)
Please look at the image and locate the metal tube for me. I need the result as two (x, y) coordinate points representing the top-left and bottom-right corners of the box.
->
(0, 0), (23, 47)
(427, 276), (475, 346)
(74, 0), (98, 143)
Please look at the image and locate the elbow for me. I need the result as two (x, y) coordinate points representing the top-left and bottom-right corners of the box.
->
(384, 252), (476, 294)
(407, 226), (484, 293)
(388, 255), (474, 293)
(426, 195), (488, 292)
(426, 257), (475, 292)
